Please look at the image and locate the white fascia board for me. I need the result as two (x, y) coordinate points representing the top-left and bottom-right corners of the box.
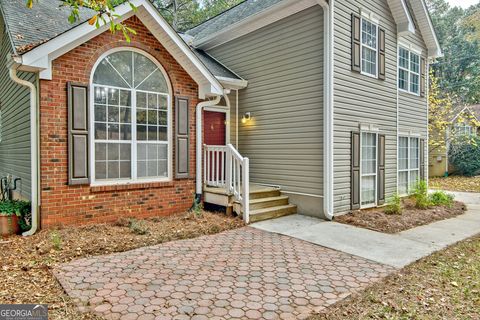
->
(410, 0), (442, 58)
(18, 0), (224, 97)
(194, 0), (318, 50)
(216, 76), (248, 90)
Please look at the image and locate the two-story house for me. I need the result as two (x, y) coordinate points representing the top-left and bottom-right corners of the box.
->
(0, 0), (440, 233)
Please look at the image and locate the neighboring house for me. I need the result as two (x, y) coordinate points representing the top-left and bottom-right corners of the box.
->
(0, 0), (440, 231)
(429, 105), (480, 177)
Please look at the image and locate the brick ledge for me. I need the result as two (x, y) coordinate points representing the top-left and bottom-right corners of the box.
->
(90, 181), (176, 193)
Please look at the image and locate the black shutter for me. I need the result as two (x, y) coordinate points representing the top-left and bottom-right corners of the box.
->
(175, 97), (190, 179)
(351, 132), (361, 210)
(420, 57), (427, 97)
(351, 13), (361, 72)
(420, 138), (426, 180)
(378, 28), (386, 80)
(68, 82), (89, 185)
(377, 134), (386, 205)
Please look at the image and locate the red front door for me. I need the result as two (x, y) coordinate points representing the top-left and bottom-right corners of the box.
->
(204, 111), (227, 185)
(204, 111), (226, 146)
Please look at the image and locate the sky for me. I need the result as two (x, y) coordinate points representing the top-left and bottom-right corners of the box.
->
(447, 0), (479, 8)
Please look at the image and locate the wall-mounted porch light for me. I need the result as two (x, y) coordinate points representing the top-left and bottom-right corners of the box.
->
(241, 112), (251, 124)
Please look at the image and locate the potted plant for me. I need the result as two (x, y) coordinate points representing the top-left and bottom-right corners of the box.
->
(0, 200), (30, 237)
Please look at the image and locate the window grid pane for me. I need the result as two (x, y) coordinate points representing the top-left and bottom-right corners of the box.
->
(361, 19), (378, 76)
(398, 48), (421, 94)
(92, 50), (170, 183)
(398, 137), (421, 195)
(361, 132), (377, 207)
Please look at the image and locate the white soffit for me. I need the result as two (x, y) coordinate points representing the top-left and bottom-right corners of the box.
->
(18, 0), (223, 98)
(386, 0), (415, 35)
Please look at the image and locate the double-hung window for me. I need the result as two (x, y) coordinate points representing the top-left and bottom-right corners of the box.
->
(398, 47), (420, 95)
(398, 137), (420, 195)
(92, 50), (171, 183)
(361, 132), (378, 207)
(361, 18), (378, 77)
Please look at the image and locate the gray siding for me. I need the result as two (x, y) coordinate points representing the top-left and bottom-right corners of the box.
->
(333, 0), (398, 213)
(0, 14), (35, 199)
(398, 0), (428, 138)
(208, 6), (324, 196)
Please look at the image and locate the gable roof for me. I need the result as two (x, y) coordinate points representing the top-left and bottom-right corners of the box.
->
(0, 0), (242, 96)
(0, 0), (96, 54)
(186, 0), (441, 58)
(452, 105), (480, 122)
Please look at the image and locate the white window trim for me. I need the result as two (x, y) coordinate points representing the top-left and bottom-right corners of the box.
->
(360, 17), (379, 79)
(89, 47), (173, 187)
(398, 47), (421, 96)
(360, 131), (378, 209)
(398, 136), (420, 196)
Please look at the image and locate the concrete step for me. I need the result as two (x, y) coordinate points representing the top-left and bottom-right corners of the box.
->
(249, 188), (281, 200)
(249, 204), (297, 223)
(250, 196), (290, 210)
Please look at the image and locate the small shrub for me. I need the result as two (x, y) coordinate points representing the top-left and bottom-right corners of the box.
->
(413, 180), (431, 209)
(128, 218), (149, 235)
(384, 193), (402, 215)
(430, 191), (455, 207)
(50, 231), (62, 250)
(191, 198), (204, 218)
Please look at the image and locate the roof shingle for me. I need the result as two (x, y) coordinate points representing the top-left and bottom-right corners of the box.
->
(185, 0), (284, 42)
(0, 0), (95, 54)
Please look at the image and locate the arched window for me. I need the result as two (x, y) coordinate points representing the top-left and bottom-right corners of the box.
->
(91, 49), (171, 183)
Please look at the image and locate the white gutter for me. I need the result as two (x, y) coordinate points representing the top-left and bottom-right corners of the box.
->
(8, 62), (39, 236)
(196, 95), (222, 196)
(318, 0), (334, 220)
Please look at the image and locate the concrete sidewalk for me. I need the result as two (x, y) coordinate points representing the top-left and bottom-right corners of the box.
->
(251, 191), (480, 268)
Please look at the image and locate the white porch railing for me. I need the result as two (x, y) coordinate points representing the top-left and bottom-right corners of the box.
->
(204, 144), (250, 223)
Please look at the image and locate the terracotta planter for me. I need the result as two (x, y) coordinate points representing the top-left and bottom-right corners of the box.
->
(0, 214), (20, 237)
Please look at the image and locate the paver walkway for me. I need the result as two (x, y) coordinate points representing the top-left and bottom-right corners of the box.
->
(253, 191), (480, 268)
(55, 228), (393, 320)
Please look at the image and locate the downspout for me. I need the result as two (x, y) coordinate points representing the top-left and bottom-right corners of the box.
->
(8, 62), (39, 236)
(196, 95), (222, 198)
(319, 0), (334, 220)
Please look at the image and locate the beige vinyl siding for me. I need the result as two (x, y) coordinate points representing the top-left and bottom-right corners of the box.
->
(208, 6), (324, 196)
(0, 15), (35, 199)
(333, 0), (398, 213)
(399, 0), (429, 173)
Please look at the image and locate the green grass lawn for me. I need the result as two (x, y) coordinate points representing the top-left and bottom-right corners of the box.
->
(310, 236), (480, 319)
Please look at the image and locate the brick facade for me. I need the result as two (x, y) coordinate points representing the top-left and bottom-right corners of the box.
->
(39, 16), (200, 227)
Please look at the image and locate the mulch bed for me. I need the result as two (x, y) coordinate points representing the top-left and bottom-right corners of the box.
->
(309, 236), (480, 320)
(335, 198), (467, 234)
(0, 211), (244, 320)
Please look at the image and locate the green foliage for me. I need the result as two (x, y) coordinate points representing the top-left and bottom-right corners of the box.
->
(191, 197), (203, 218)
(50, 231), (63, 250)
(427, 0), (480, 104)
(128, 218), (149, 235)
(413, 180), (431, 210)
(449, 136), (480, 176)
(430, 191), (455, 207)
(153, 0), (243, 31)
(384, 193), (402, 215)
(0, 200), (30, 216)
